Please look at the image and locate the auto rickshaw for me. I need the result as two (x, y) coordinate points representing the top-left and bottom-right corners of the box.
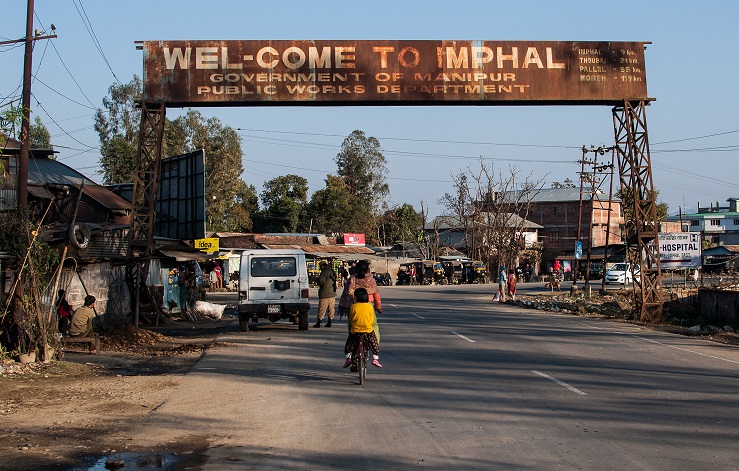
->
(433, 262), (446, 284)
(473, 261), (488, 283)
(418, 261), (437, 285)
(307, 262), (321, 287)
(396, 263), (414, 285)
(442, 261), (463, 285)
(460, 261), (475, 284)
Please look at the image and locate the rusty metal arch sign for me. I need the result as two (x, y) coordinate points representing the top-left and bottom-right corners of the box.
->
(132, 39), (662, 323)
(139, 40), (649, 106)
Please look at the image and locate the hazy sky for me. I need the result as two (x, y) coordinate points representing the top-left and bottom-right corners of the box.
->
(2, 1), (738, 219)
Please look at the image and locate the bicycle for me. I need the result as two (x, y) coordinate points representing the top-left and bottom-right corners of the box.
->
(356, 333), (369, 385)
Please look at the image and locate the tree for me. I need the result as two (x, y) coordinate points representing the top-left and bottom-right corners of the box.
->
(616, 187), (669, 226)
(95, 79), (253, 231)
(334, 130), (389, 242)
(29, 116), (52, 150)
(305, 174), (354, 234)
(441, 160), (544, 270)
(550, 178), (576, 188)
(94, 76), (142, 184)
(226, 183), (259, 233)
(257, 175), (309, 233)
(378, 204), (423, 247)
(439, 171), (472, 251)
(166, 110), (248, 232)
(0, 105), (26, 177)
(471, 163), (544, 271)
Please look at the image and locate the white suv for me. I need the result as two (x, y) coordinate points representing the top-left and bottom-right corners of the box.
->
(237, 249), (311, 331)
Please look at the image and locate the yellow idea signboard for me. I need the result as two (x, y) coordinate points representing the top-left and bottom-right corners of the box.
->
(195, 237), (219, 252)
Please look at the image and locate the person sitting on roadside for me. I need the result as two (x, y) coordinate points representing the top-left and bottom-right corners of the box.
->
(343, 288), (382, 369)
(68, 295), (96, 343)
(56, 289), (73, 337)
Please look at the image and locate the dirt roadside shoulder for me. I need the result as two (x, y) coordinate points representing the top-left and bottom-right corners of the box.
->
(0, 319), (238, 471)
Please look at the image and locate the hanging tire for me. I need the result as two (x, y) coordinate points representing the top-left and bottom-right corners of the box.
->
(68, 223), (91, 249)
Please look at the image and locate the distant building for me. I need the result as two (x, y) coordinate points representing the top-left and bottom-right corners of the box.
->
(487, 187), (624, 270)
(667, 198), (739, 247)
(425, 213), (543, 251)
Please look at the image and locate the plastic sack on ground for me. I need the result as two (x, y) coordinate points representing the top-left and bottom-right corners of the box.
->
(193, 300), (226, 319)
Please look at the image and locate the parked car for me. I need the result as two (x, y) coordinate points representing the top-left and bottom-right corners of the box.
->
(237, 249), (311, 331)
(604, 263), (641, 284)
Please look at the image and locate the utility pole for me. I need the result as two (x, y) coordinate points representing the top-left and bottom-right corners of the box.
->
(13, 0), (56, 208)
(572, 148), (587, 294)
(600, 149), (616, 295)
(18, 0), (34, 208)
(576, 145), (613, 294)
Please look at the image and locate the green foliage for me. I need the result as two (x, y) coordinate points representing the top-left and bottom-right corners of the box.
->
(94, 76), (143, 184)
(166, 110), (248, 232)
(225, 183), (259, 232)
(29, 116), (52, 150)
(0, 207), (59, 355)
(1, 105), (28, 178)
(378, 204), (423, 246)
(335, 130), (389, 212)
(305, 174), (355, 235)
(617, 187), (669, 225)
(551, 178), (577, 188)
(256, 174), (309, 233)
(96, 79), (252, 231)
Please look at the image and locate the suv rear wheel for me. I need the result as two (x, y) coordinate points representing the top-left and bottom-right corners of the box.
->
(239, 319), (250, 332)
(298, 310), (309, 330)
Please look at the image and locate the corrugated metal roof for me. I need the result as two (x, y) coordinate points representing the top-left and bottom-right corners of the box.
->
(506, 187), (615, 203)
(261, 244), (373, 255)
(426, 213), (543, 230)
(27, 156), (131, 210)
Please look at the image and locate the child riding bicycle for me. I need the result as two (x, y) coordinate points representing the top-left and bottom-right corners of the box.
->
(343, 288), (382, 369)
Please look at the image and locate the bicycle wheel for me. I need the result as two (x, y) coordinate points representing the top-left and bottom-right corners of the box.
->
(358, 337), (365, 385)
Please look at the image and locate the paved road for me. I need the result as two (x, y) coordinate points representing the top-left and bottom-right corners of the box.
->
(133, 284), (739, 470)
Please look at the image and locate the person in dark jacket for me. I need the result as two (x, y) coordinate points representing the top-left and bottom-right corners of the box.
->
(56, 289), (73, 337)
(314, 262), (337, 328)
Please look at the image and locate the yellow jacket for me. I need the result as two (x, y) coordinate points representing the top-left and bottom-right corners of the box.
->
(348, 302), (375, 334)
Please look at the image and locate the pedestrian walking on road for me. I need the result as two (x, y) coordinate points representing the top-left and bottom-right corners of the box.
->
(507, 270), (517, 301)
(496, 265), (507, 303)
(209, 270), (217, 292)
(314, 261), (337, 328)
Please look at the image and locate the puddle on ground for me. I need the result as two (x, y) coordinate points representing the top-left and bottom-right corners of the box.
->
(70, 452), (182, 470)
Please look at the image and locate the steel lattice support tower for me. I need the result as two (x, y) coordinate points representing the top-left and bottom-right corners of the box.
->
(127, 102), (165, 325)
(612, 100), (663, 322)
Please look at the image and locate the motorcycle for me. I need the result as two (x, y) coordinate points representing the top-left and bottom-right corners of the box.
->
(374, 272), (392, 286)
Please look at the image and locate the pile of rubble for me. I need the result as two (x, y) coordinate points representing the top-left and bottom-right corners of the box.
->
(0, 358), (47, 377)
(511, 289), (739, 345)
(513, 291), (633, 318)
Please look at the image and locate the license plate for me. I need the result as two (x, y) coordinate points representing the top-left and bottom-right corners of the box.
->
(267, 305), (281, 314)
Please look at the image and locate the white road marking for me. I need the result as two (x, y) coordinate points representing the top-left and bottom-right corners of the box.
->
(633, 335), (739, 365)
(389, 304), (398, 308)
(580, 322), (739, 366)
(532, 370), (587, 396)
(412, 313), (426, 320)
(451, 331), (475, 343)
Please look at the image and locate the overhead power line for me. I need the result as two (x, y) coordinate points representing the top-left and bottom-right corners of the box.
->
(237, 127), (581, 150)
(72, 0), (121, 85)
